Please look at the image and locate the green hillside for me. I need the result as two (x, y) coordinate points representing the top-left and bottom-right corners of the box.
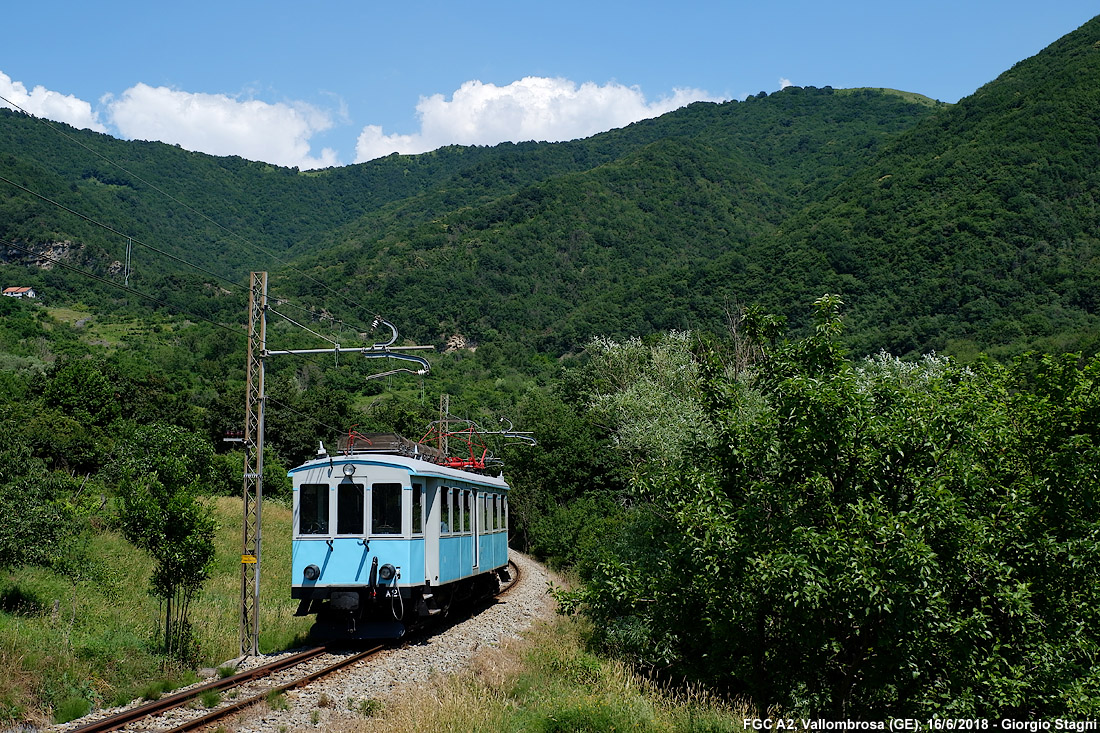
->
(0, 107), (684, 291)
(280, 87), (943, 352)
(2, 80), (943, 352)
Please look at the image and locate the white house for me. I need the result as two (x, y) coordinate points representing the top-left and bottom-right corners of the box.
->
(2, 287), (36, 298)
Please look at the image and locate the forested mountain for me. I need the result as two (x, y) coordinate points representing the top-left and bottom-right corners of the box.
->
(2, 16), (1099, 359)
(1, 82), (942, 353)
(0, 109), (666, 280)
(748, 15), (1100, 357)
(285, 87), (942, 353)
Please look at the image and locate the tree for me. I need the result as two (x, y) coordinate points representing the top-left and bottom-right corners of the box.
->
(504, 386), (624, 567)
(560, 297), (1100, 717)
(0, 444), (73, 570)
(41, 358), (120, 427)
(115, 424), (217, 661)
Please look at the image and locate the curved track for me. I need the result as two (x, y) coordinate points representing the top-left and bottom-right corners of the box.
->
(67, 560), (520, 733)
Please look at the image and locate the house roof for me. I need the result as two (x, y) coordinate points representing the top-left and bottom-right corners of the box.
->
(3, 287), (34, 294)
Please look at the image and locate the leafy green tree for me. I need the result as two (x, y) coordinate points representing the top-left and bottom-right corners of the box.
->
(18, 408), (103, 474)
(0, 444), (73, 569)
(504, 386), (624, 564)
(561, 297), (1100, 717)
(115, 424), (217, 661)
(208, 447), (291, 499)
(264, 376), (356, 466)
(41, 359), (120, 427)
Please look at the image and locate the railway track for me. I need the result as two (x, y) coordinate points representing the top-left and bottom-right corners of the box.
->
(66, 560), (520, 733)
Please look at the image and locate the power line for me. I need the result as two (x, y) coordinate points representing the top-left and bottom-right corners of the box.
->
(3, 235), (411, 439)
(265, 395), (348, 437)
(0, 95), (390, 334)
(1, 99), (435, 382)
(0, 160), (352, 341)
(0, 171), (248, 295)
(0, 236), (245, 340)
(0, 164), (349, 342)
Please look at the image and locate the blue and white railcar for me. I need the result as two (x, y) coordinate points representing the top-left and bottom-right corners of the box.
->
(290, 436), (510, 638)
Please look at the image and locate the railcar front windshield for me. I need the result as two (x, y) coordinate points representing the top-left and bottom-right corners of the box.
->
(337, 482), (364, 534)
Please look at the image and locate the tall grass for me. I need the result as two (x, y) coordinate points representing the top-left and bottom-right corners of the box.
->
(0, 496), (310, 725)
(197, 497), (312, 662)
(333, 615), (754, 733)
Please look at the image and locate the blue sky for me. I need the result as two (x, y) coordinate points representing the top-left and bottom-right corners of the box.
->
(2, 2), (1097, 169)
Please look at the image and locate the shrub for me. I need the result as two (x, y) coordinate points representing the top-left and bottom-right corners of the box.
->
(53, 696), (90, 724)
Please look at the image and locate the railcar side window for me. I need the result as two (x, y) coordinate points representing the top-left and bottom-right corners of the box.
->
(372, 483), (402, 534)
(462, 490), (472, 532)
(336, 482), (364, 535)
(412, 483), (423, 535)
(441, 487), (452, 534)
(451, 488), (459, 535)
(299, 484), (329, 535)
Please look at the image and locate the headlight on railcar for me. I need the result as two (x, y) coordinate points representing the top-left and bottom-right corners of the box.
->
(378, 563), (397, 582)
(303, 564), (320, 581)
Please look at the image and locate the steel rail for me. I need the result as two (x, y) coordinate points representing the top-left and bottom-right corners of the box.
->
(67, 645), (332, 733)
(163, 644), (386, 733)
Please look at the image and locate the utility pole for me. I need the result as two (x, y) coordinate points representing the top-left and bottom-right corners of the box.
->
(240, 272), (267, 658)
(238, 271), (433, 658)
(438, 393), (450, 457)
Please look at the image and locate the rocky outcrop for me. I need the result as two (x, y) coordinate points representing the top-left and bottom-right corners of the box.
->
(444, 334), (476, 353)
(1, 239), (86, 270)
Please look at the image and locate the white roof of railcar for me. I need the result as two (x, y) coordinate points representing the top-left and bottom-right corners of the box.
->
(288, 451), (510, 490)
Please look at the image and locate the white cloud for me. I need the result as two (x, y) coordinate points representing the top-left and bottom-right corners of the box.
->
(104, 84), (340, 170)
(0, 71), (106, 132)
(1, 72), (726, 169)
(356, 76), (722, 162)
(779, 77), (793, 89)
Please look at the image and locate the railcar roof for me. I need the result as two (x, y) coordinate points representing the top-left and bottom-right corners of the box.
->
(288, 451), (510, 489)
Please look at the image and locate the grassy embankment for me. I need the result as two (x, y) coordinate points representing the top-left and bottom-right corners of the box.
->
(334, 614), (753, 733)
(0, 496), (310, 725)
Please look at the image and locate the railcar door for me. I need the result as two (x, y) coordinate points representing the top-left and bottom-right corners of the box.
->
(471, 490), (480, 570)
(425, 482), (441, 584)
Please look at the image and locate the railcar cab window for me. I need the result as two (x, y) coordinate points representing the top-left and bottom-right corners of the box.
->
(336, 482), (364, 535)
(300, 484), (329, 535)
(372, 483), (401, 534)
